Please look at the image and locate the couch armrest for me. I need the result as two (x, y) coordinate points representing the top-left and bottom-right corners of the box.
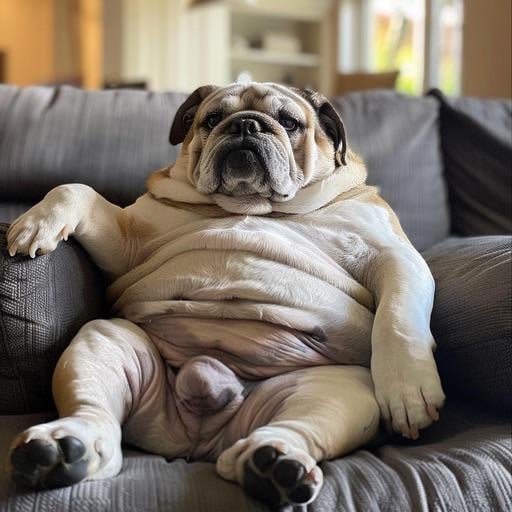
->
(0, 223), (105, 414)
(424, 235), (512, 416)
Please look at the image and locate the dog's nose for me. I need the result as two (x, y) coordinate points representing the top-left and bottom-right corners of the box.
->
(229, 118), (262, 137)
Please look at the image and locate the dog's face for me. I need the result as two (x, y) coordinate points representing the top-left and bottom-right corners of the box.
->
(169, 83), (347, 203)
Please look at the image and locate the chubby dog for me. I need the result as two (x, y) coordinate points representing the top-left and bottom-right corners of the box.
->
(7, 82), (445, 508)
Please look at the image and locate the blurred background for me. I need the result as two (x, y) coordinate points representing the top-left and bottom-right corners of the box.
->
(0, 0), (510, 98)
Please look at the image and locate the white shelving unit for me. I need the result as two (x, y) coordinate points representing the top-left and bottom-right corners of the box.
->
(230, 48), (320, 67)
(189, 0), (337, 94)
(110, 0), (338, 94)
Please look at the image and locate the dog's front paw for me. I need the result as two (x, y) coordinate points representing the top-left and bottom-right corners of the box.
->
(7, 190), (79, 258)
(372, 350), (445, 439)
(217, 435), (323, 508)
(7, 212), (71, 258)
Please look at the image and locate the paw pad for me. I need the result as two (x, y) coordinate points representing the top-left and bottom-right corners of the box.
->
(11, 436), (89, 489)
(243, 445), (321, 507)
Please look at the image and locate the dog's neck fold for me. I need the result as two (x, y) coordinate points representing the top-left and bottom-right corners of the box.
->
(146, 158), (367, 216)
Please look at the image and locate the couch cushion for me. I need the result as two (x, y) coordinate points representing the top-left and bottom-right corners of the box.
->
(1, 403), (510, 511)
(424, 236), (512, 415)
(332, 90), (450, 251)
(0, 224), (105, 414)
(0, 85), (187, 207)
(428, 89), (512, 236)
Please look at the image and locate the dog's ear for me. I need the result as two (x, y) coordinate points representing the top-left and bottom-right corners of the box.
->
(292, 88), (347, 166)
(169, 85), (220, 145)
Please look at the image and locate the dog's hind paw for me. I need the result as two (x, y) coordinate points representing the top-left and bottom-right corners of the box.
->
(217, 436), (323, 508)
(244, 445), (323, 507)
(9, 417), (122, 489)
(11, 436), (89, 489)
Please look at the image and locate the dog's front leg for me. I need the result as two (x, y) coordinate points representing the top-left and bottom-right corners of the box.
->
(367, 244), (445, 439)
(7, 184), (133, 277)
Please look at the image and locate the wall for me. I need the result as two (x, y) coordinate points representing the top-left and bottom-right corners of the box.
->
(462, 0), (512, 98)
(0, 0), (54, 85)
(53, 0), (81, 83)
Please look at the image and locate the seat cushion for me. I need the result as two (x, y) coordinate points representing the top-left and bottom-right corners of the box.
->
(0, 224), (105, 414)
(332, 90), (450, 251)
(1, 403), (510, 511)
(428, 89), (512, 236)
(424, 236), (512, 415)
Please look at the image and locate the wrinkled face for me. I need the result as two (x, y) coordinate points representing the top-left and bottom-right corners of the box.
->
(169, 82), (347, 202)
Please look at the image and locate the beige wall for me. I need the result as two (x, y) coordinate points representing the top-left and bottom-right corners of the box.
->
(53, 0), (81, 82)
(0, 0), (54, 85)
(462, 0), (512, 98)
(78, 0), (103, 89)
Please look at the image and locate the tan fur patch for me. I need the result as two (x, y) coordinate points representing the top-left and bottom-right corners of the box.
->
(145, 167), (172, 191)
(354, 186), (410, 241)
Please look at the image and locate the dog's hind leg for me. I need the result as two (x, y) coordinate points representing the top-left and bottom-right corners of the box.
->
(217, 365), (380, 508)
(9, 318), (164, 489)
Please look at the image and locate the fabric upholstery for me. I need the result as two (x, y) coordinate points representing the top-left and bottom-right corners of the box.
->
(332, 90), (450, 251)
(1, 403), (510, 512)
(424, 236), (512, 415)
(428, 89), (512, 236)
(0, 85), (187, 208)
(0, 224), (105, 414)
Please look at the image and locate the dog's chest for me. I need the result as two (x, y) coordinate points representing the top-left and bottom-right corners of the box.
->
(110, 200), (397, 334)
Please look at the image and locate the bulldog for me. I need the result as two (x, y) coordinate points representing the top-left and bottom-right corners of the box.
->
(7, 82), (445, 508)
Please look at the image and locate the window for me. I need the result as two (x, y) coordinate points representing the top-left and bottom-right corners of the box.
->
(339, 0), (464, 95)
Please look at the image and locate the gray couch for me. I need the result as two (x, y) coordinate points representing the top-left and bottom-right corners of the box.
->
(0, 85), (510, 511)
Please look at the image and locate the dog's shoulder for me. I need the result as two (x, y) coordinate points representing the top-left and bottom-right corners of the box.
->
(313, 184), (410, 245)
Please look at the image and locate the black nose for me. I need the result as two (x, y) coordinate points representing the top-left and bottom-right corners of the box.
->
(229, 118), (262, 137)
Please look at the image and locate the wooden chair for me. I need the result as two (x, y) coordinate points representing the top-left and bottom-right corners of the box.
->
(335, 70), (400, 95)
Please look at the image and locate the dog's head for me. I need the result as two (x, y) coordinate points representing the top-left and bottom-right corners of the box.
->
(168, 82), (348, 204)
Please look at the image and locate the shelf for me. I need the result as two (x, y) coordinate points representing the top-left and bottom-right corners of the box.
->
(226, 0), (333, 21)
(230, 48), (320, 67)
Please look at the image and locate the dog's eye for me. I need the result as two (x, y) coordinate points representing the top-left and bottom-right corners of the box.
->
(205, 112), (222, 129)
(279, 117), (298, 131)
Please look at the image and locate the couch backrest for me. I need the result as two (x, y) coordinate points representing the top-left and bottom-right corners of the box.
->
(333, 91), (450, 250)
(0, 85), (187, 207)
(0, 85), (450, 250)
(428, 89), (512, 237)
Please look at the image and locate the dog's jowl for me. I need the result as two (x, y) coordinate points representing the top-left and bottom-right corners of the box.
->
(7, 82), (445, 508)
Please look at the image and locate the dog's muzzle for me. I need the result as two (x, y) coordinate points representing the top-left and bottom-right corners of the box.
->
(218, 116), (272, 196)
(221, 149), (266, 193)
(197, 112), (297, 201)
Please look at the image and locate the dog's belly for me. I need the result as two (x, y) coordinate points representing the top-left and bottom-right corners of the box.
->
(142, 316), (371, 379)
(109, 215), (376, 375)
